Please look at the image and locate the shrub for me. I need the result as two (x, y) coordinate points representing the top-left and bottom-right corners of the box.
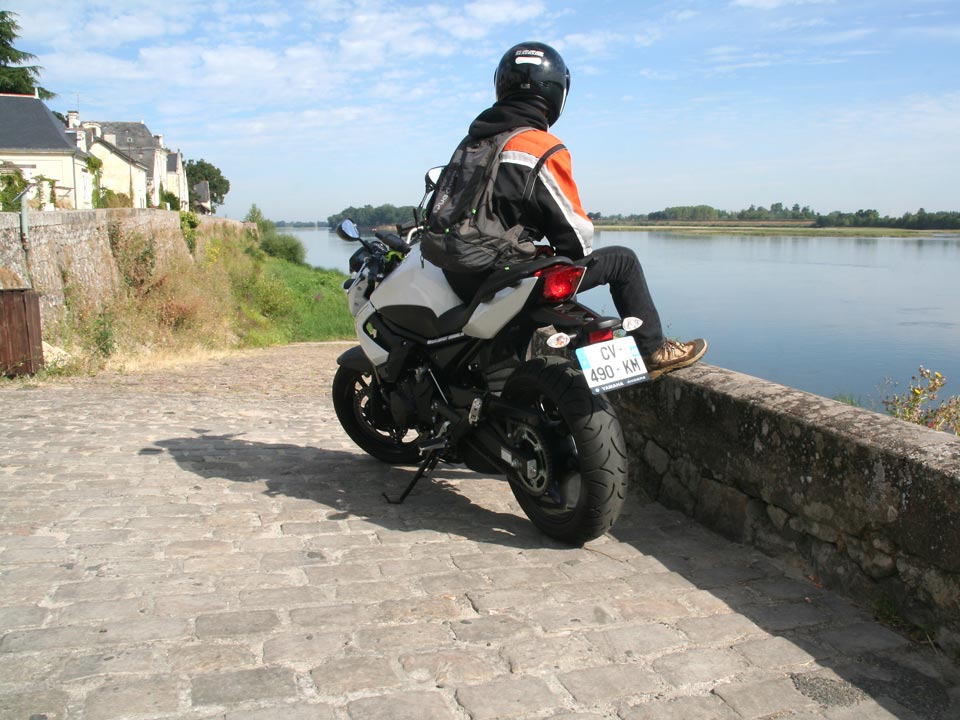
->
(161, 189), (181, 210)
(98, 189), (132, 208)
(107, 225), (156, 290)
(260, 231), (306, 265)
(180, 210), (199, 253)
(883, 367), (959, 435)
(1, 165), (27, 211)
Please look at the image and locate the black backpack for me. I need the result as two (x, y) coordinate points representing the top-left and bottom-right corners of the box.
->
(421, 127), (539, 273)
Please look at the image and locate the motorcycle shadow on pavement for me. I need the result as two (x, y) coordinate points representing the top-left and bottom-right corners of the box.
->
(145, 432), (960, 718)
(147, 430), (570, 551)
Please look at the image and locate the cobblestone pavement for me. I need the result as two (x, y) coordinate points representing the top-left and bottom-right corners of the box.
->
(1, 342), (957, 720)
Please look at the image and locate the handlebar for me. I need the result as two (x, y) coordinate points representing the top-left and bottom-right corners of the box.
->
(373, 229), (409, 253)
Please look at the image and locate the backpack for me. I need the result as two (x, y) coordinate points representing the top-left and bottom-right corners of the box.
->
(420, 127), (537, 273)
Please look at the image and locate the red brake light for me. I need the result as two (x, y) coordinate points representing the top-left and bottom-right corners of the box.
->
(535, 264), (585, 304)
(588, 328), (614, 343)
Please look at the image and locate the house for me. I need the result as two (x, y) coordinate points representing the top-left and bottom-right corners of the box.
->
(84, 133), (150, 209)
(77, 119), (188, 210)
(0, 92), (94, 210)
(164, 150), (189, 210)
(0, 95), (188, 212)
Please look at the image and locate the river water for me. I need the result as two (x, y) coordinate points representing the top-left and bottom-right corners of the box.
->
(287, 226), (960, 408)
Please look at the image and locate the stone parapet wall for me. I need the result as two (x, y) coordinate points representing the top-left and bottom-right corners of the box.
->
(0, 209), (194, 325)
(613, 364), (960, 653)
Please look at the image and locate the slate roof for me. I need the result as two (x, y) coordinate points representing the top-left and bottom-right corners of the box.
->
(0, 93), (79, 153)
(88, 121), (162, 179)
(91, 121), (160, 150)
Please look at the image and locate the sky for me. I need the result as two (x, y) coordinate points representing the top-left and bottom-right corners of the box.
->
(8, 0), (960, 221)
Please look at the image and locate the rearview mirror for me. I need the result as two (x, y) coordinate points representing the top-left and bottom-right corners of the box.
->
(337, 218), (361, 242)
(424, 166), (444, 192)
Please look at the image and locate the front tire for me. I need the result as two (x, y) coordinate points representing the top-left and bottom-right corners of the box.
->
(501, 356), (628, 545)
(332, 364), (422, 464)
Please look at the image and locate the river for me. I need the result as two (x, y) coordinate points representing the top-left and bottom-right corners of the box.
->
(285, 226), (960, 408)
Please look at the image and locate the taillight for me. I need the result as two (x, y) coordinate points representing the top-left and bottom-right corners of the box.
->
(588, 328), (614, 343)
(535, 264), (585, 304)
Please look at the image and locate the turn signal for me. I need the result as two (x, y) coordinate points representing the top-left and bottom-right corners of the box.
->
(535, 264), (585, 304)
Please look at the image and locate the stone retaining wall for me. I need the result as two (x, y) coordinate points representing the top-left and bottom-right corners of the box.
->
(0, 209), (192, 326)
(613, 364), (960, 654)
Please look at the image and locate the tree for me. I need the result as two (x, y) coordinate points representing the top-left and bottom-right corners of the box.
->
(185, 158), (230, 212)
(244, 204), (274, 234)
(0, 11), (54, 99)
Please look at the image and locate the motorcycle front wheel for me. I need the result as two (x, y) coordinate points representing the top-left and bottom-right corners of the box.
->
(502, 356), (628, 545)
(331, 364), (423, 465)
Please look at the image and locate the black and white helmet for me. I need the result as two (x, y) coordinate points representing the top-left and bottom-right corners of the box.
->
(494, 41), (570, 126)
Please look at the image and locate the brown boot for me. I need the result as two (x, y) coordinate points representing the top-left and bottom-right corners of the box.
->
(644, 338), (707, 380)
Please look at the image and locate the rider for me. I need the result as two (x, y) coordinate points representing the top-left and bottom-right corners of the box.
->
(434, 41), (707, 379)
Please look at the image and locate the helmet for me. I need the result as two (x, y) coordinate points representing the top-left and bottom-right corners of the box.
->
(494, 41), (570, 126)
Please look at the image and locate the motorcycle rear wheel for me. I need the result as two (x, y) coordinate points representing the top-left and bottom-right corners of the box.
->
(332, 365), (423, 464)
(502, 356), (628, 545)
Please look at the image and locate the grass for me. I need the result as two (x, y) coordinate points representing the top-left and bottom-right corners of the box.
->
(261, 257), (354, 342)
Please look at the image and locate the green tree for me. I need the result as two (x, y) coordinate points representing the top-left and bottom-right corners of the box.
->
(327, 203), (417, 228)
(244, 203), (275, 234)
(185, 158), (230, 212)
(0, 11), (54, 99)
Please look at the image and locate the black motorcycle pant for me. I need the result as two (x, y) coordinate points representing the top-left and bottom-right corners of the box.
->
(575, 245), (665, 357)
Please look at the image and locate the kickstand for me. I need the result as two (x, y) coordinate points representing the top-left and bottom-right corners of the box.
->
(383, 451), (440, 504)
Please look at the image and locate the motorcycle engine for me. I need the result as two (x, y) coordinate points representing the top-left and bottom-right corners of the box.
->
(388, 367), (434, 429)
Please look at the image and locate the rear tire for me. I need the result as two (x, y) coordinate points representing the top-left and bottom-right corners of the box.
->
(501, 356), (628, 545)
(332, 364), (422, 464)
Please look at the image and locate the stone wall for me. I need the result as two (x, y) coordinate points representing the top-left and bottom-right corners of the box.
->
(0, 209), (192, 325)
(613, 364), (960, 654)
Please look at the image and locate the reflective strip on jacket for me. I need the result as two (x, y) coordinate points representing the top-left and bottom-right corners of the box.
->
(494, 128), (595, 260)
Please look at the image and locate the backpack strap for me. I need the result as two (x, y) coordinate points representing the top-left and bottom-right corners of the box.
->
(521, 142), (566, 202)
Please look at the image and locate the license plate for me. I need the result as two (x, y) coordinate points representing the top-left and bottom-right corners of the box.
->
(575, 336), (648, 394)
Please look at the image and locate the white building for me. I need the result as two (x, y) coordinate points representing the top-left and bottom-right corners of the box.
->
(0, 92), (93, 210)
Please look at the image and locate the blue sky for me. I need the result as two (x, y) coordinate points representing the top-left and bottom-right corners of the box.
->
(9, 0), (959, 221)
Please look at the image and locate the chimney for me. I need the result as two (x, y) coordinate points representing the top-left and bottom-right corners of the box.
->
(154, 134), (164, 148)
(67, 110), (80, 129)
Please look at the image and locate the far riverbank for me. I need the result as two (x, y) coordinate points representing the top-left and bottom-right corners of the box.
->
(595, 224), (960, 238)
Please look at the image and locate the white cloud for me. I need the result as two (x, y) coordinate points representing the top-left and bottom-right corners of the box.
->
(769, 16), (826, 31)
(559, 32), (627, 55)
(430, 0), (547, 40)
(806, 28), (875, 45)
(464, 0), (545, 25)
(731, 0), (833, 9)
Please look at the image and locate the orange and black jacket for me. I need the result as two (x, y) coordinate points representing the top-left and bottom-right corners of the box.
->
(466, 99), (595, 261)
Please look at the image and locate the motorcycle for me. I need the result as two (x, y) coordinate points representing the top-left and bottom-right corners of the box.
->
(331, 169), (649, 544)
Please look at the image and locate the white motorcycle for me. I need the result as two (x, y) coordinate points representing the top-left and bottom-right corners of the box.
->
(331, 170), (648, 544)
